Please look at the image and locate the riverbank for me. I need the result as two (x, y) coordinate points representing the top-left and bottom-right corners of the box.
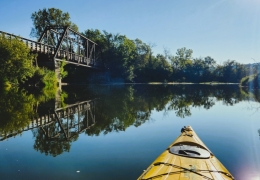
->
(61, 82), (240, 86)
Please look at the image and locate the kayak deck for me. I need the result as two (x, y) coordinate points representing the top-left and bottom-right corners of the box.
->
(138, 126), (234, 180)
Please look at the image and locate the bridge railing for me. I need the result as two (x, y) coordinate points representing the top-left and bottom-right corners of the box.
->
(56, 50), (94, 66)
(0, 30), (103, 68)
(0, 30), (56, 54)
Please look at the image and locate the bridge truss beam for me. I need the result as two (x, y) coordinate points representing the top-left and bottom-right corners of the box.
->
(38, 26), (103, 69)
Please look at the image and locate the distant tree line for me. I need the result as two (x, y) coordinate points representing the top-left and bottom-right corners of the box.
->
(82, 29), (252, 83)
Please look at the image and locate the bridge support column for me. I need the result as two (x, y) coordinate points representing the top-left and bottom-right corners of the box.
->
(54, 59), (62, 90)
(54, 59), (62, 109)
(55, 88), (61, 109)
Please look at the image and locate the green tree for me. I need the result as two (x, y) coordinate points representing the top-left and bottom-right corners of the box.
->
(172, 47), (193, 69)
(153, 54), (172, 81)
(133, 39), (152, 82)
(30, 67), (57, 88)
(191, 58), (205, 82)
(134, 39), (151, 69)
(0, 34), (35, 84)
(203, 56), (216, 81)
(170, 47), (193, 81)
(213, 64), (224, 81)
(30, 8), (79, 38)
(222, 60), (238, 82)
(82, 30), (138, 82)
(117, 36), (137, 81)
(82, 29), (107, 50)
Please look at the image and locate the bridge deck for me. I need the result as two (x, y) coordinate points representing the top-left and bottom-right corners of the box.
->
(0, 29), (103, 69)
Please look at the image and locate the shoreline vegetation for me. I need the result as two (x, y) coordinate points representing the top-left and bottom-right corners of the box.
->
(0, 7), (259, 91)
(0, 34), (58, 89)
(61, 82), (241, 86)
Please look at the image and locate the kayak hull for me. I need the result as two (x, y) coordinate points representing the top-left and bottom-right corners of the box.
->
(137, 126), (234, 180)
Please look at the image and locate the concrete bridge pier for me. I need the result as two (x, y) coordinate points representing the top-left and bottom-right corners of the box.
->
(54, 59), (62, 90)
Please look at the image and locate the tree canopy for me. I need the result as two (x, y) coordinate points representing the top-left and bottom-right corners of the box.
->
(30, 8), (79, 38)
(0, 34), (35, 84)
(79, 28), (250, 83)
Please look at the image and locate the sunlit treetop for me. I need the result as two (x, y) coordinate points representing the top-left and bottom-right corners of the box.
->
(30, 8), (79, 38)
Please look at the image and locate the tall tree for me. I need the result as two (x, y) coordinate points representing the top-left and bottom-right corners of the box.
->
(134, 38), (151, 69)
(82, 29), (138, 82)
(30, 8), (78, 38)
(171, 47), (193, 81)
(192, 58), (204, 82)
(202, 56), (216, 81)
(174, 47), (193, 69)
(222, 60), (237, 82)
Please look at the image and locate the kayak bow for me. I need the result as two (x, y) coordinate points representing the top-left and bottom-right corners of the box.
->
(138, 126), (234, 180)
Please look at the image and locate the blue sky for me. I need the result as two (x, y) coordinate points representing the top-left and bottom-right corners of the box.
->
(0, 0), (260, 64)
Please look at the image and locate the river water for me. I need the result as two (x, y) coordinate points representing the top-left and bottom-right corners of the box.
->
(0, 84), (260, 180)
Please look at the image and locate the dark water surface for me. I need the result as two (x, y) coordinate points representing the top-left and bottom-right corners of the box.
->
(0, 85), (260, 180)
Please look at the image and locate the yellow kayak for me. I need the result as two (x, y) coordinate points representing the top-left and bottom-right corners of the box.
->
(138, 126), (234, 180)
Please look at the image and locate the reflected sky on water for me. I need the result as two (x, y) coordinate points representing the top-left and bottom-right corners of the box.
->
(0, 85), (260, 180)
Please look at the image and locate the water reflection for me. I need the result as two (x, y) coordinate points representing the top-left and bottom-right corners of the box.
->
(32, 100), (96, 157)
(61, 85), (260, 136)
(1, 85), (260, 156)
(0, 88), (39, 141)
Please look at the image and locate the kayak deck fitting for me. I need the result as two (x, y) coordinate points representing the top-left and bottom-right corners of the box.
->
(137, 126), (234, 180)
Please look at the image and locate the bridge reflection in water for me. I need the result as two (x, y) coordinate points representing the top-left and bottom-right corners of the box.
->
(0, 100), (96, 142)
(42, 100), (96, 141)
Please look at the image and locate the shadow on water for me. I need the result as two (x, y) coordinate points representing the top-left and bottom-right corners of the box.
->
(1, 84), (260, 156)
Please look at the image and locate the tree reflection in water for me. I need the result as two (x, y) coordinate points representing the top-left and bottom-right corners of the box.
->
(0, 84), (58, 141)
(32, 125), (73, 157)
(1, 84), (260, 156)
(0, 88), (45, 140)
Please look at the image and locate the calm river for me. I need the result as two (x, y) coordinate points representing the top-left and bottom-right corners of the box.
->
(0, 85), (260, 180)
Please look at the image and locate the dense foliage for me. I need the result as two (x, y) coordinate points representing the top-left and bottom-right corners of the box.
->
(29, 67), (57, 87)
(30, 8), (78, 38)
(82, 29), (250, 83)
(0, 33), (59, 88)
(0, 34), (35, 84)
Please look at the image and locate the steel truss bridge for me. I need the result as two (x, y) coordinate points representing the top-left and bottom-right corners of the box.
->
(0, 26), (104, 69)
